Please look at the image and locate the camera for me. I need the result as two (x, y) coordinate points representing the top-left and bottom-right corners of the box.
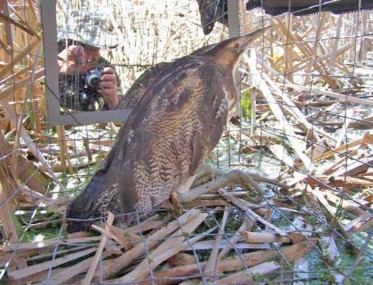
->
(79, 69), (102, 111)
(85, 69), (102, 88)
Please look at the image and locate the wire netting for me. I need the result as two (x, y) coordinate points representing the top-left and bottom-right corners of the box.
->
(0, 0), (372, 284)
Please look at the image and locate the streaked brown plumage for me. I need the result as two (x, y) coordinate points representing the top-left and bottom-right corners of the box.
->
(117, 44), (219, 109)
(66, 27), (268, 233)
(117, 62), (169, 109)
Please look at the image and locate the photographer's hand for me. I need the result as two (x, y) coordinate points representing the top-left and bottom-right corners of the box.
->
(99, 67), (119, 110)
(58, 45), (88, 74)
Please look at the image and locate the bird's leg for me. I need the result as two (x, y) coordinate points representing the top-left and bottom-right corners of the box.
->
(170, 191), (183, 216)
(179, 169), (286, 204)
(115, 212), (137, 229)
(191, 163), (225, 188)
(158, 165), (224, 216)
(169, 176), (197, 216)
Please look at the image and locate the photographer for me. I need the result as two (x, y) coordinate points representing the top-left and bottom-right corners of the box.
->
(57, 9), (124, 111)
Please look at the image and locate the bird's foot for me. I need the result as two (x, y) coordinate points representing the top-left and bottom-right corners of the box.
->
(180, 169), (270, 205)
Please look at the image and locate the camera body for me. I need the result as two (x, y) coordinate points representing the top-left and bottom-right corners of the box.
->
(79, 69), (102, 111)
(85, 69), (102, 88)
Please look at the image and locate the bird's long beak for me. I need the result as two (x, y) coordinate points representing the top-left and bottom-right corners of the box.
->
(208, 26), (272, 72)
(235, 25), (272, 55)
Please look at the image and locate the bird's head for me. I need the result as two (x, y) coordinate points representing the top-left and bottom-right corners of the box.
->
(205, 26), (271, 73)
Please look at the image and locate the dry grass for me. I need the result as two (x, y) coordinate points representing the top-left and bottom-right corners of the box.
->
(57, 0), (228, 92)
(1, 0), (373, 284)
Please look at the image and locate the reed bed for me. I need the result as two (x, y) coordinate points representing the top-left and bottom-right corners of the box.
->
(1, 0), (372, 284)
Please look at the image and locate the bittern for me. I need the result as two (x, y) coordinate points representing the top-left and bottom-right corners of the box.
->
(66, 27), (268, 233)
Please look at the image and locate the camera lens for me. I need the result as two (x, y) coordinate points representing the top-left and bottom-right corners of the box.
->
(87, 74), (100, 87)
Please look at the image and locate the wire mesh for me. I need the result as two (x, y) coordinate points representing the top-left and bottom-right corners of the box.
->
(0, 0), (373, 284)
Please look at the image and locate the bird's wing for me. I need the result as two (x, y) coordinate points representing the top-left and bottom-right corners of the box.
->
(115, 56), (229, 212)
(118, 61), (170, 109)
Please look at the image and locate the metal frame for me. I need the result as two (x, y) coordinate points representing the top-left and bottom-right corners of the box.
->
(40, 0), (131, 125)
(227, 0), (240, 38)
(227, 0), (241, 115)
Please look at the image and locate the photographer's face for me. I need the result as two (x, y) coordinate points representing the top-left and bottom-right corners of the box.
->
(81, 44), (100, 63)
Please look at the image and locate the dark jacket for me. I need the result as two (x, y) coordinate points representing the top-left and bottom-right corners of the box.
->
(59, 56), (123, 111)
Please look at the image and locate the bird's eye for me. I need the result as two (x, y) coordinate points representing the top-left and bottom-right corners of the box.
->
(234, 43), (240, 51)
